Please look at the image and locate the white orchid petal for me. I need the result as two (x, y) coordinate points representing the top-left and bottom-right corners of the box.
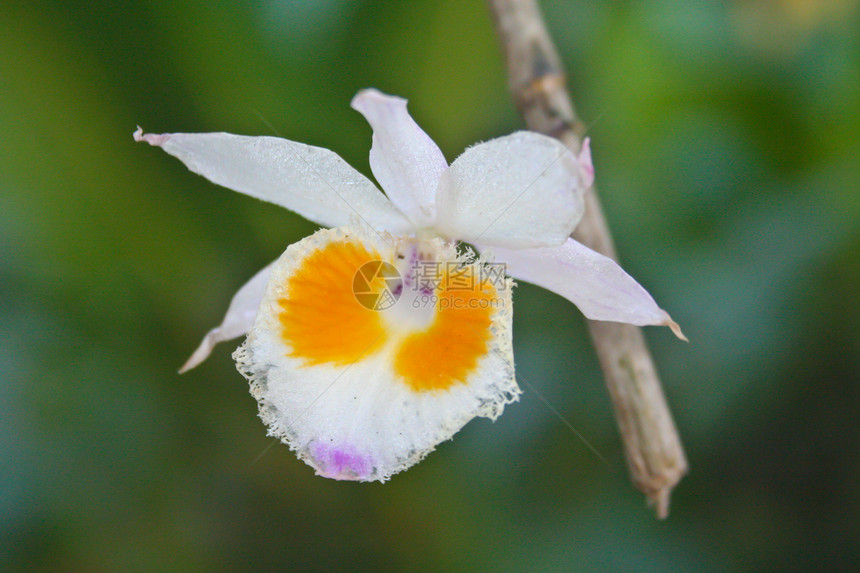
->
(434, 131), (585, 249)
(179, 262), (273, 373)
(490, 239), (685, 337)
(134, 128), (412, 233)
(351, 89), (447, 227)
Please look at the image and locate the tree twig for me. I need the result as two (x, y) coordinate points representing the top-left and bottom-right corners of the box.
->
(486, 0), (687, 518)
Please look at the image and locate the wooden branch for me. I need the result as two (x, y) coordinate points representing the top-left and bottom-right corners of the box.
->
(486, 0), (687, 518)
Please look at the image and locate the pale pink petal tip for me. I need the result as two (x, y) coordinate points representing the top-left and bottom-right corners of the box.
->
(133, 126), (170, 147)
(178, 330), (218, 374)
(665, 317), (688, 342)
(578, 137), (595, 189)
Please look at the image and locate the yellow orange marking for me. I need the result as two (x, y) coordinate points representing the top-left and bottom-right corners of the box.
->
(394, 267), (496, 392)
(279, 239), (387, 366)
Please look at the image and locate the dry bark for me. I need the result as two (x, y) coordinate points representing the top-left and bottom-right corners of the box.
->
(486, 0), (687, 518)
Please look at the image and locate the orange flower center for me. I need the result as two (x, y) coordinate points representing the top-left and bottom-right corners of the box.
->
(278, 237), (498, 392)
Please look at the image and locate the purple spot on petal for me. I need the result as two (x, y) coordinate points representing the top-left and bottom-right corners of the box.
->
(310, 442), (372, 481)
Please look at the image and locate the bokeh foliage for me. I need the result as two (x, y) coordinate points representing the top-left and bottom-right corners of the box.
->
(1, 0), (858, 571)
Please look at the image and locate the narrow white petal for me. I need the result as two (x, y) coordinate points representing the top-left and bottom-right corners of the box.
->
(489, 239), (685, 337)
(179, 262), (273, 373)
(134, 128), (412, 233)
(351, 89), (447, 227)
(235, 225), (519, 481)
(434, 131), (586, 249)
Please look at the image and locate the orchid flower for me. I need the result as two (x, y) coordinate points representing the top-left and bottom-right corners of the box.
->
(135, 89), (682, 482)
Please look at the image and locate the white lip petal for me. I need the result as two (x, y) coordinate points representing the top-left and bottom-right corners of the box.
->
(241, 345), (519, 482)
(434, 131), (585, 249)
(351, 89), (447, 228)
(134, 128), (413, 233)
(234, 225), (520, 481)
(179, 262), (274, 373)
(488, 238), (686, 338)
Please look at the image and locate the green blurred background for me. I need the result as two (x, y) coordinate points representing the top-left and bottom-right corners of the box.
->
(2, 0), (858, 570)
